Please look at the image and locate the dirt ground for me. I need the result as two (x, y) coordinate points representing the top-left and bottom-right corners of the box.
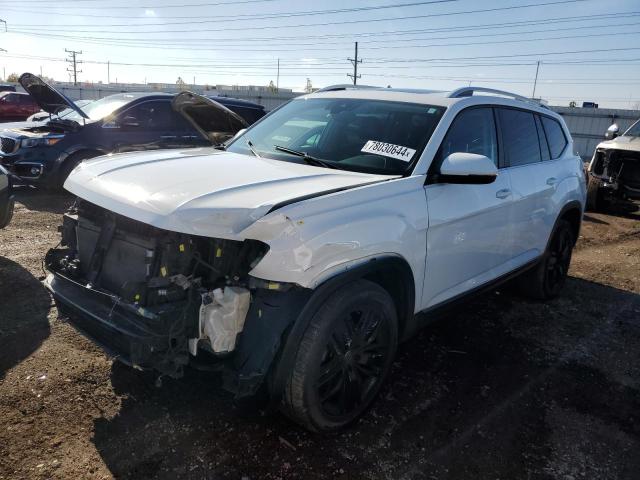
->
(0, 188), (639, 480)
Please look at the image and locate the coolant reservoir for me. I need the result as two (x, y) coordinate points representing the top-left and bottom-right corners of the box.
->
(200, 287), (251, 353)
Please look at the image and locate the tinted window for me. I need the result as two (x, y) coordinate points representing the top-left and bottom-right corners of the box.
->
(230, 106), (265, 125)
(535, 115), (551, 161)
(439, 107), (497, 165)
(498, 109), (541, 166)
(541, 116), (567, 159)
(120, 101), (175, 130)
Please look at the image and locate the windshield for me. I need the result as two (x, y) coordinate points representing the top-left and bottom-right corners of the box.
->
(60, 95), (132, 122)
(226, 97), (445, 175)
(624, 119), (640, 137)
(47, 100), (93, 119)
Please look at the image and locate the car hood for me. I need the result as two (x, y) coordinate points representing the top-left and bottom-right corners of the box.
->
(171, 91), (248, 145)
(598, 135), (640, 153)
(64, 148), (394, 239)
(18, 73), (88, 118)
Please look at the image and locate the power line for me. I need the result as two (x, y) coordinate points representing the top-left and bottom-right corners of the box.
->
(17, 0), (280, 8)
(10, 10), (639, 46)
(6, 0), (587, 35)
(9, 0), (463, 28)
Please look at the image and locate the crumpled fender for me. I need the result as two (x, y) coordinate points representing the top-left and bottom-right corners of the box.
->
(241, 175), (428, 305)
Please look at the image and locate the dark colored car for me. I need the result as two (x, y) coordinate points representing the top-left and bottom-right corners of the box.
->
(0, 74), (265, 189)
(0, 85), (17, 93)
(0, 165), (14, 228)
(27, 99), (93, 122)
(0, 91), (40, 122)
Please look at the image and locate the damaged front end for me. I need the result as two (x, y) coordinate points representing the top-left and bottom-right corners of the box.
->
(589, 148), (640, 201)
(44, 199), (308, 394)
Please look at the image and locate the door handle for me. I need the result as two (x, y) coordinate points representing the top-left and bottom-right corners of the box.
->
(495, 189), (511, 199)
(546, 177), (557, 186)
(160, 135), (177, 140)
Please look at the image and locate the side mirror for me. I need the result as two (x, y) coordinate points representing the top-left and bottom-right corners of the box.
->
(604, 123), (619, 140)
(119, 116), (140, 128)
(437, 152), (498, 184)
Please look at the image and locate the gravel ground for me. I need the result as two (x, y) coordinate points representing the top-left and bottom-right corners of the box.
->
(1, 188), (639, 480)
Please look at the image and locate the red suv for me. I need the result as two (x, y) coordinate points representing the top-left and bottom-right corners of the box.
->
(0, 91), (40, 122)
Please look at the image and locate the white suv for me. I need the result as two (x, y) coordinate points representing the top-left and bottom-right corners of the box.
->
(44, 86), (586, 431)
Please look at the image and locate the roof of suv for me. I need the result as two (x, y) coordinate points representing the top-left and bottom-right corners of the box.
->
(303, 85), (551, 114)
(99, 92), (264, 110)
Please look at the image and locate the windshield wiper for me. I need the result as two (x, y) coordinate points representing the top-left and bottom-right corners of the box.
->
(245, 138), (261, 158)
(274, 145), (338, 169)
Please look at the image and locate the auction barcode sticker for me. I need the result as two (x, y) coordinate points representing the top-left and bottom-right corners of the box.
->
(361, 140), (416, 162)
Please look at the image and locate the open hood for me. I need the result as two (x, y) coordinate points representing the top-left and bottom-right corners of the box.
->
(64, 148), (391, 239)
(172, 91), (248, 145)
(18, 73), (89, 119)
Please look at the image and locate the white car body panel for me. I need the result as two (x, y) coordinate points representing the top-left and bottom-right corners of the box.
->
(63, 88), (586, 317)
(64, 147), (394, 239)
(421, 171), (514, 308)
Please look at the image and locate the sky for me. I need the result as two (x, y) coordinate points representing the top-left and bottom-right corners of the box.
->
(0, 0), (639, 108)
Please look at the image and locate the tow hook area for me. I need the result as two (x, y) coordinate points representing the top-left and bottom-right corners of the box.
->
(189, 287), (251, 355)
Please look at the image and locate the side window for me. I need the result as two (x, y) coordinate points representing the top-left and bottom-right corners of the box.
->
(119, 101), (175, 131)
(439, 107), (498, 165)
(541, 116), (568, 159)
(535, 115), (551, 161)
(4, 94), (17, 104)
(497, 108), (541, 167)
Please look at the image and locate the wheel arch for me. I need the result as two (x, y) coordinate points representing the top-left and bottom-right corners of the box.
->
(556, 200), (583, 246)
(266, 256), (415, 402)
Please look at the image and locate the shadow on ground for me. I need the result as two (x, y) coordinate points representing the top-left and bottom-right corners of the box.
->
(92, 277), (640, 479)
(12, 186), (74, 214)
(0, 256), (51, 380)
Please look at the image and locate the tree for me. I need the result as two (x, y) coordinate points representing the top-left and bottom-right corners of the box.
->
(267, 80), (277, 93)
(569, 100), (577, 108)
(6, 73), (19, 82)
(176, 77), (186, 90)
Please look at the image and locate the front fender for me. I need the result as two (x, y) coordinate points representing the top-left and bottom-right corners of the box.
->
(241, 176), (429, 304)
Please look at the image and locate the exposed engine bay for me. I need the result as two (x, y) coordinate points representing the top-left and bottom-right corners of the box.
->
(44, 199), (277, 380)
(590, 148), (640, 200)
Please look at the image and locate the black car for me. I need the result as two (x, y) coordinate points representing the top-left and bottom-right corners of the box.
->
(0, 84), (16, 93)
(0, 165), (14, 228)
(0, 74), (265, 189)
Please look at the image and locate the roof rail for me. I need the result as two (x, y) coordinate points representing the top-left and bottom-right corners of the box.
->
(448, 86), (549, 109)
(314, 84), (381, 93)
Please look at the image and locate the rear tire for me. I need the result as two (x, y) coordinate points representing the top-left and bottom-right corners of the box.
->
(281, 279), (398, 432)
(518, 219), (575, 300)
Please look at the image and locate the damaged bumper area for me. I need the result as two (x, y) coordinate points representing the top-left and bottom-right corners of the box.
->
(589, 148), (640, 200)
(44, 200), (309, 395)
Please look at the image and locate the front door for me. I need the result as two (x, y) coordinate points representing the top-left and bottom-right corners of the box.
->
(109, 100), (186, 153)
(422, 107), (513, 309)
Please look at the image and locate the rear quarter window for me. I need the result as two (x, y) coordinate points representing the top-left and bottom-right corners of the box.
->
(541, 116), (568, 159)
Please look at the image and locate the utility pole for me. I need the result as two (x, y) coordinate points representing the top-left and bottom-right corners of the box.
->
(532, 60), (541, 98)
(65, 49), (82, 86)
(276, 58), (280, 92)
(347, 41), (362, 85)
(107, 60), (110, 84)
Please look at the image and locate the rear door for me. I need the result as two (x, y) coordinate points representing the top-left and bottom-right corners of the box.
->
(422, 106), (514, 308)
(497, 108), (559, 262)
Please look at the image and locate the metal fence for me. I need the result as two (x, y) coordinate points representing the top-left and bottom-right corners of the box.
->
(550, 106), (639, 160)
(6, 81), (639, 159)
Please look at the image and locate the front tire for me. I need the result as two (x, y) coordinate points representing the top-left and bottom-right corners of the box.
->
(518, 219), (575, 300)
(51, 151), (100, 191)
(586, 176), (604, 211)
(281, 279), (398, 432)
